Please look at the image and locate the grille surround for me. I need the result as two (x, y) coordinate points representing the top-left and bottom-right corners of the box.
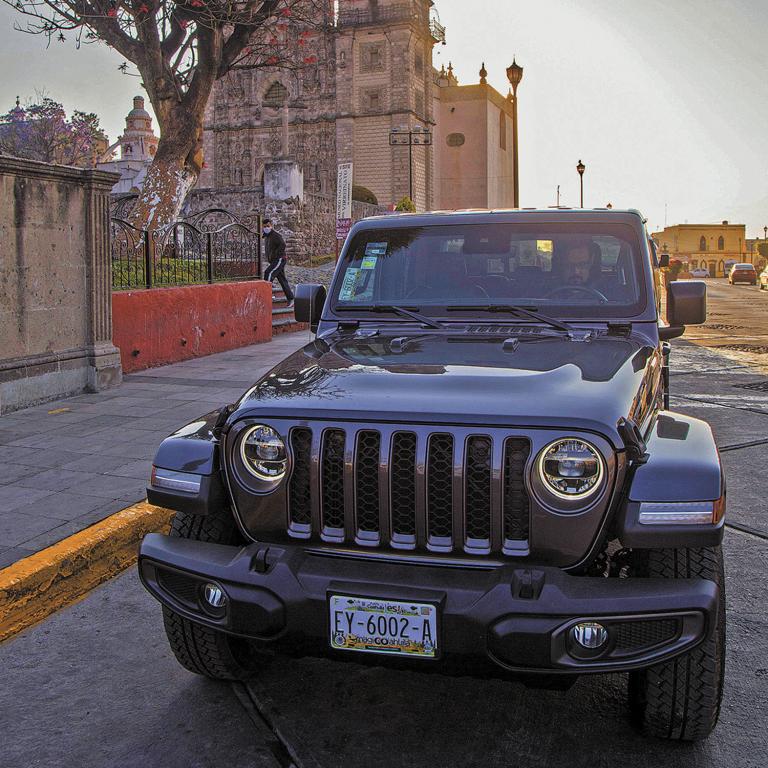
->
(285, 423), (533, 557)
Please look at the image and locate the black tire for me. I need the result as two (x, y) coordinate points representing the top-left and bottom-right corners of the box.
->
(161, 507), (265, 681)
(628, 546), (726, 741)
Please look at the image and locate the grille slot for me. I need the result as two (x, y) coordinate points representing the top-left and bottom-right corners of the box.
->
(321, 429), (346, 532)
(390, 432), (417, 543)
(427, 434), (454, 543)
(288, 428), (312, 528)
(614, 619), (678, 650)
(355, 430), (381, 534)
(503, 438), (531, 542)
(465, 436), (492, 546)
(158, 570), (199, 607)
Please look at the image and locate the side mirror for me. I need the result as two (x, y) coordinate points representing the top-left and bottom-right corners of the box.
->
(294, 283), (327, 333)
(658, 253), (670, 269)
(660, 280), (706, 341)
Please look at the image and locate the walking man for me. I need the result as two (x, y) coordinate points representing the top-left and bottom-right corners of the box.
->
(262, 218), (294, 306)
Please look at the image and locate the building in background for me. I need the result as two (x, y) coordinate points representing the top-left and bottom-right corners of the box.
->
(432, 62), (516, 209)
(197, 0), (517, 212)
(652, 222), (748, 277)
(97, 96), (159, 195)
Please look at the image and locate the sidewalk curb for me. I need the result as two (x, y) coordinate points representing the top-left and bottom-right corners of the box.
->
(0, 501), (173, 644)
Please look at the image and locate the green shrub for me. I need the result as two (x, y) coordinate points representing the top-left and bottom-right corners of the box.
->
(394, 196), (416, 212)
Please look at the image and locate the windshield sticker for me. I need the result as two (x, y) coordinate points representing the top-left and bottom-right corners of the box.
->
(365, 242), (388, 258)
(339, 268), (361, 300)
(360, 255), (378, 270)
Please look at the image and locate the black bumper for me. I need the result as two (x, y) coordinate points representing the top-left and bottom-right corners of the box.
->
(138, 534), (719, 675)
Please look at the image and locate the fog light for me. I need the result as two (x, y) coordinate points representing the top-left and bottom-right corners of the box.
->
(202, 582), (227, 609)
(571, 622), (609, 649)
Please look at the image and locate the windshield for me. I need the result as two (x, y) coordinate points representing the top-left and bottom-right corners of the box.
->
(331, 223), (648, 318)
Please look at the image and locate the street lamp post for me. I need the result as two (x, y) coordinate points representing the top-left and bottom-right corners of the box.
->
(506, 59), (524, 208)
(576, 159), (585, 208)
(389, 125), (432, 206)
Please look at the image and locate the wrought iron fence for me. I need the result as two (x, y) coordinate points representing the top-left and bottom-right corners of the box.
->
(111, 210), (262, 290)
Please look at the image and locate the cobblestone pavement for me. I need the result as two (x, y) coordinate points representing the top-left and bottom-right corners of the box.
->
(284, 260), (337, 291)
(0, 333), (308, 570)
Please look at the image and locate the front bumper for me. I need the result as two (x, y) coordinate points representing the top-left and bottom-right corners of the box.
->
(139, 534), (719, 675)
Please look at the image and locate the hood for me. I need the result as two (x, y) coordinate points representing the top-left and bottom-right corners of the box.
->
(233, 331), (661, 448)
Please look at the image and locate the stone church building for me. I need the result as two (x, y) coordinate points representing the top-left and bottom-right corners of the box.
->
(196, 0), (518, 212)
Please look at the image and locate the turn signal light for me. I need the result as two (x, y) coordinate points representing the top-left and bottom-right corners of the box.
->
(638, 500), (718, 525)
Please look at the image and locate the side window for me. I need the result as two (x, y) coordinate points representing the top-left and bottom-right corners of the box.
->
(700, 236), (707, 251)
(718, 236), (725, 250)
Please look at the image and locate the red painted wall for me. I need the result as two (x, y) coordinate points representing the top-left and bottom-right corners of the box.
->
(112, 281), (272, 373)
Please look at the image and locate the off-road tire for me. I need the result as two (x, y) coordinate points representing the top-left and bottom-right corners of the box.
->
(161, 507), (265, 681)
(628, 546), (726, 741)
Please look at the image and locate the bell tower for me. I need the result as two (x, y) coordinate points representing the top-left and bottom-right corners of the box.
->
(335, 0), (445, 210)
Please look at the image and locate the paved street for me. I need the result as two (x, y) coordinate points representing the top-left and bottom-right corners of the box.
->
(1, 281), (767, 767)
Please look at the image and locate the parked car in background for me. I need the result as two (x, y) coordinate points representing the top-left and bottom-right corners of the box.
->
(728, 263), (757, 285)
(759, 266), (768, 290)
(690, 267), (710, 278)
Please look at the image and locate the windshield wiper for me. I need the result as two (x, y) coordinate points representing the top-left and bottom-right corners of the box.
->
(335, 304), (444, 329)
(446, 305), (573, 333)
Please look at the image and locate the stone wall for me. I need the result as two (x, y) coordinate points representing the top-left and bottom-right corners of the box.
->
(184, 187), (384, 262)
(0, 157), (122, 414)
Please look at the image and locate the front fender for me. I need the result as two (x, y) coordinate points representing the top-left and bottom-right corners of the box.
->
(147, 409), (226, 516)
(617, 412), (725, 548)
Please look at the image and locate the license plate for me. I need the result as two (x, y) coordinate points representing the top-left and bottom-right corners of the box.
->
(329, 595), (438, 658)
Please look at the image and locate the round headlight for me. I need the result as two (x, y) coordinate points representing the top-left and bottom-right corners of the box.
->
(240, 425), (287, 481)
(537, 439), (604, 501)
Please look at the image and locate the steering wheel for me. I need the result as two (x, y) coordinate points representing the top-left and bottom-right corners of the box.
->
(544, 285), (609, 303)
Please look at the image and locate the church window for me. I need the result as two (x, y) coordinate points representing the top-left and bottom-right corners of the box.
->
(361, 43), (385, 72)
(414, 49), (424, 75)
(699, 236), (707, 251)
(124, 144), (133, 155)
(362, 88), (384, 113)
(499, 111), (507, 150)
(718, 235), (724, 250)
(264, 81), (288, 107)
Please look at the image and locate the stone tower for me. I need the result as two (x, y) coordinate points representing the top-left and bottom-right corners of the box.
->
(335, 0), (443, 210)
(118, 96), (158, 162)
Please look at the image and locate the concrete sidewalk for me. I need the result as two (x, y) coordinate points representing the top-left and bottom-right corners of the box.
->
(0, 331), (309, 570)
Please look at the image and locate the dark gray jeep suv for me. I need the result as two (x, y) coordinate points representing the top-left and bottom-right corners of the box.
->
(140, 209), (725, 741)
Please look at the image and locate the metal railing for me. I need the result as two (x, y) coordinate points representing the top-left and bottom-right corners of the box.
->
(111, 210), (262, 290)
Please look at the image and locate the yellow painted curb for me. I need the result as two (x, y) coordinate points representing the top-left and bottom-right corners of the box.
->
(0, 500), (173, 643)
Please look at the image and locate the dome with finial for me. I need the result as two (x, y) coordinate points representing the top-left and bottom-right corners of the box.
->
(9, 96), (26, 122)
(127, 95), (150, 120)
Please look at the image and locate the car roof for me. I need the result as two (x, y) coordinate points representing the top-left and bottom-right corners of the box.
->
(352, 208), (647, 230)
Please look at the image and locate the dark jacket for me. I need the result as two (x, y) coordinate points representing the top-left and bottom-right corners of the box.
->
(264, 230), (286, 262)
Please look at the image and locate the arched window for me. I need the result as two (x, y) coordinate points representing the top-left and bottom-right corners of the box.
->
(718, 236), (724, 250)
(499, 111), (507, 150)
(699, 236), (707, 251)
(263, 81), (288, 108)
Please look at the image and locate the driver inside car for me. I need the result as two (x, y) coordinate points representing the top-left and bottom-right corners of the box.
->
(555, 240), (602, 287)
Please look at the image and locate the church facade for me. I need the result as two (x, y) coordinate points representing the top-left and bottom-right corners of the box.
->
(197, 0), (518, 212)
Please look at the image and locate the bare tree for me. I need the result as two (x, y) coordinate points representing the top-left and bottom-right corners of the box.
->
(3, 0), (328, 228)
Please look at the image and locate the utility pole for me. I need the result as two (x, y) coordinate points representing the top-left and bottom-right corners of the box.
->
(556, 185), (560, 207)
(389, 125), (432, 206)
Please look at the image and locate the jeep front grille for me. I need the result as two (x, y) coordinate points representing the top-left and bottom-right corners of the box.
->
(287, 425), (531, 556)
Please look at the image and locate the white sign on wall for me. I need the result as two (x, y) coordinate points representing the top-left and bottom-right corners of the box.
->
(336, 162), (353, 240)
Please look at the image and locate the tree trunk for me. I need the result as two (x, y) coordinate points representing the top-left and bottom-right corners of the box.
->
(128, 111), (204, 231)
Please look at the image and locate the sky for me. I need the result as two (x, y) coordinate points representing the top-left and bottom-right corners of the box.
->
(1, 0), (767, 236)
